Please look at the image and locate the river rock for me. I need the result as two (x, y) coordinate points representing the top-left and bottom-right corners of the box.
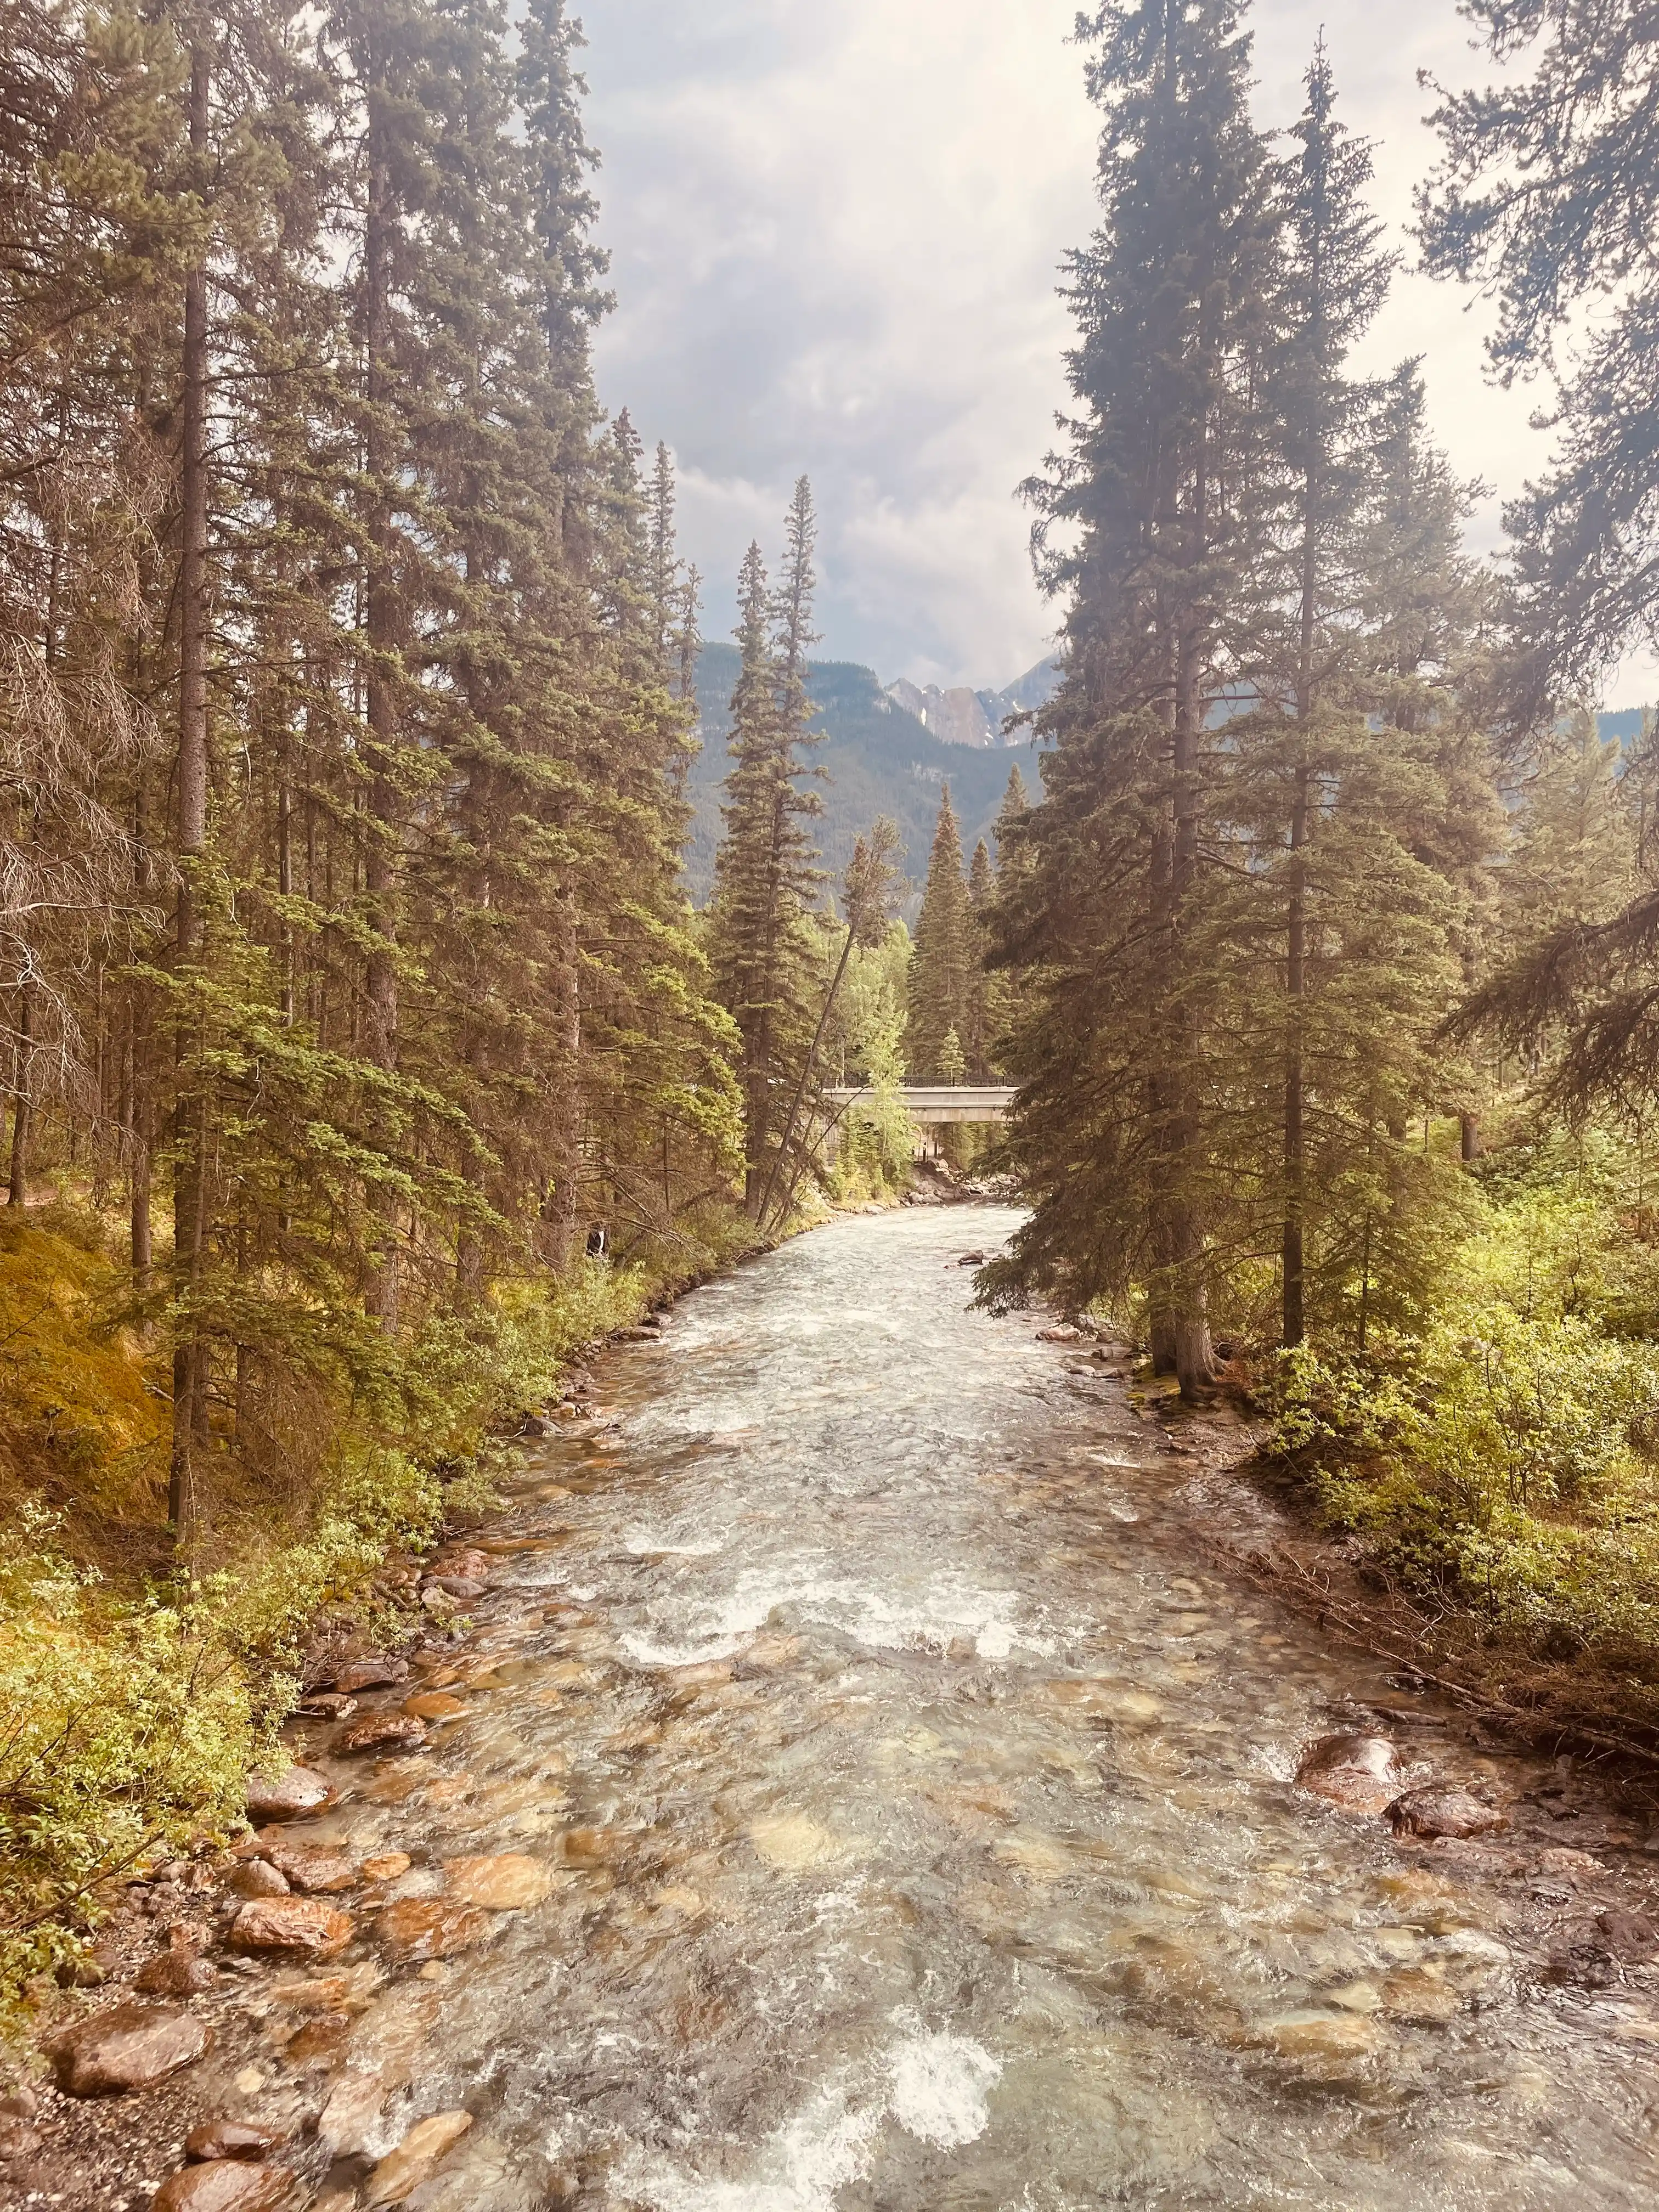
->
(185, 2118), (278, 2162)
(364, 2109), (474, 2206)
(245, 1765), (336, 1823)
(1599, 1908), (1659, 1960)
(432, 1548), (491, 1579)
(424, 1575), (487, 1600)
(152, 2162), (295, 2211)
(330, 1657), (410, 1695)
(1295, 1734), (1401, 1814)
(0, 2116), (36, 2160)
(338, 1712), (428, 1756)
(297, 1692), (358, 1721)
(134, 1946), (218, 1996)
(403, 1691), (467, 1720)
(229, 1858), (291, 1899)
(50, 2002), (211, 2096)
(443, 1854), (554, 1910)
(1387, 1786), (1506, 1840)
(362, 1851), (413, 1882)
(1036, 1324), (1082, 1343)
(1380, 1966), (1460, 2022)
(228, 1897), (353, 1959)
(1260, 2009), (1379, 2059)
(377, 1898), (491, 1961)
(259, 1839), (358, 1893)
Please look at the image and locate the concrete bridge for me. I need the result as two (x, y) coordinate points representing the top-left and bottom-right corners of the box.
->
(823, 1085), (1016, 1127)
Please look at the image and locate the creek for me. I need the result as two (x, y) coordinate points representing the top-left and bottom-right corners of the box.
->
(238, 1211), (1659, 2207)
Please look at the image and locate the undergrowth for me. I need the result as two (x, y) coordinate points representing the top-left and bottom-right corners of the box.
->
(1265, 1124), (1659, 1677)
(0, 1194), (762, 2031)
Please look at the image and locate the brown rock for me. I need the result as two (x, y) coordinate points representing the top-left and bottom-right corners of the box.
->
(50, 2002), (211, 2097)
(443, 1854), (554, 1910)
(423, 1576), (487, 1600)
(134, 1949), (218, 1996)
(282, 2012), (353, 2064)
(185, 2118), (278, 2162)
(0, 2091), (38, 2120)
(338, 1713), (428, 1757)
(246, 1766), (336, 1824)
(329, 1657), (410, 1695)
(259, 1840), (357, 1894)
(1386, 1786), (1506, 1841)
(560, 1825), (631, 1866)
(296, 1693), (358, 1721)
(376, 1898), (491, 1962)
(431, 1549), (490, 1579)
(421, 1772), (474, 1810)
(152, 2162), (295, 2211)
(362, 1851), (413, 1883)
(364, 2111), (474, 2206)
(228, 1897), (353, 1959)
(1599, 1908), (1659, 1960)
(403, 1692), (466, 1721)
(0, 2118), (36, 2160)
(1296, 1734), (1401, 1814)
(229, 1859), (291, 1899)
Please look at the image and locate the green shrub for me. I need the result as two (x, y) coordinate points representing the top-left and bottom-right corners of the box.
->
(0, 1506), (272, 2025)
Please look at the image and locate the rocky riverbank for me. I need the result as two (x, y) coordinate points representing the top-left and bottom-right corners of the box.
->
(12, 1219), (1659, 2209)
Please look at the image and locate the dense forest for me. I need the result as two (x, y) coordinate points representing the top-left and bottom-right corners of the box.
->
(5, 0), (1659, 2027)
(985, 0), (1659, 1731)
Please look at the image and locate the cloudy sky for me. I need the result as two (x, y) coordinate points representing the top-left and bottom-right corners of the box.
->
(578, 1), (1637, 699)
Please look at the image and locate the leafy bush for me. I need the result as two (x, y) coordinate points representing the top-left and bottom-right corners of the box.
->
(1271, 1300), (1659, 1653)
(0, 1507), (271, 2025)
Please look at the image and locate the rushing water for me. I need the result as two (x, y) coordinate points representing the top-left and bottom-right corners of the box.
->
(279, 1210), (1659, 2209)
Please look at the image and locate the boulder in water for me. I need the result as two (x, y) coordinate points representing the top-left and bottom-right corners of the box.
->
(376, 1897), (492, 1961)
(338, 1712), (428, 1756)
(1386, 1786), (1506, 1840)
(364, 2109), (473, 2205)
(329, 1656), (410, 1695)
(184, 2118), (279, 2162)
(258, 1838), (358, 1893)
(245, 1765), (335, 1823)
(228, 1897), (353, 1958)
(1295, 1733), (1401, 1813)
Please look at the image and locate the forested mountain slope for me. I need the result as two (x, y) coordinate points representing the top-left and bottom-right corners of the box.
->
(684, 643), (1038, 908)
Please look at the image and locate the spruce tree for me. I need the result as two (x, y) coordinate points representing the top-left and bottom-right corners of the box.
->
(986, 0), (1277, 1396)
(907, 786), (973, 1081)
(708, 488), (825, 1214)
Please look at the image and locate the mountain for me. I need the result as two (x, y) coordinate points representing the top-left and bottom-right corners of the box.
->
(684, 645), (1041, 913)
(882, 656), (1064, 748)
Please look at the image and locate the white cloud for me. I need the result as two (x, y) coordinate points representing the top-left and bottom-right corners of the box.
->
(582, 0), (1656, 703)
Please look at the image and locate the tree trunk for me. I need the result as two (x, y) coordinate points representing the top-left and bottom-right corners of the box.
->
(170, 33), (211, 1540)
(1283, 761), (1308, 1346)
(541, 884), (582, 1267)
(362, 97), (401, 1328)
(7, 986), (31, 1207)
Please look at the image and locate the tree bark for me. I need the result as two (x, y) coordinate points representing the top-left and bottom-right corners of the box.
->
(170, 32), (211, 1540)
(7, 986), (31, 1206)
(362, 87), (402, 1328)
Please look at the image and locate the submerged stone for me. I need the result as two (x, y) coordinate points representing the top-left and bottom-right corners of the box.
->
(363, 2109), (474, 2205)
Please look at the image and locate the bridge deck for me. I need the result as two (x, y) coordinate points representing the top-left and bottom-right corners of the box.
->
(824, 1084), (1015, 1124)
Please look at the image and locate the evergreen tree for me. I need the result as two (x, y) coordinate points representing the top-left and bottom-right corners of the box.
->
(708, 486), (825, 1214)
(1419, 0), (1659, 723)
(907, 785), (973, 1081)
(986, 0), (1277, 1396)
